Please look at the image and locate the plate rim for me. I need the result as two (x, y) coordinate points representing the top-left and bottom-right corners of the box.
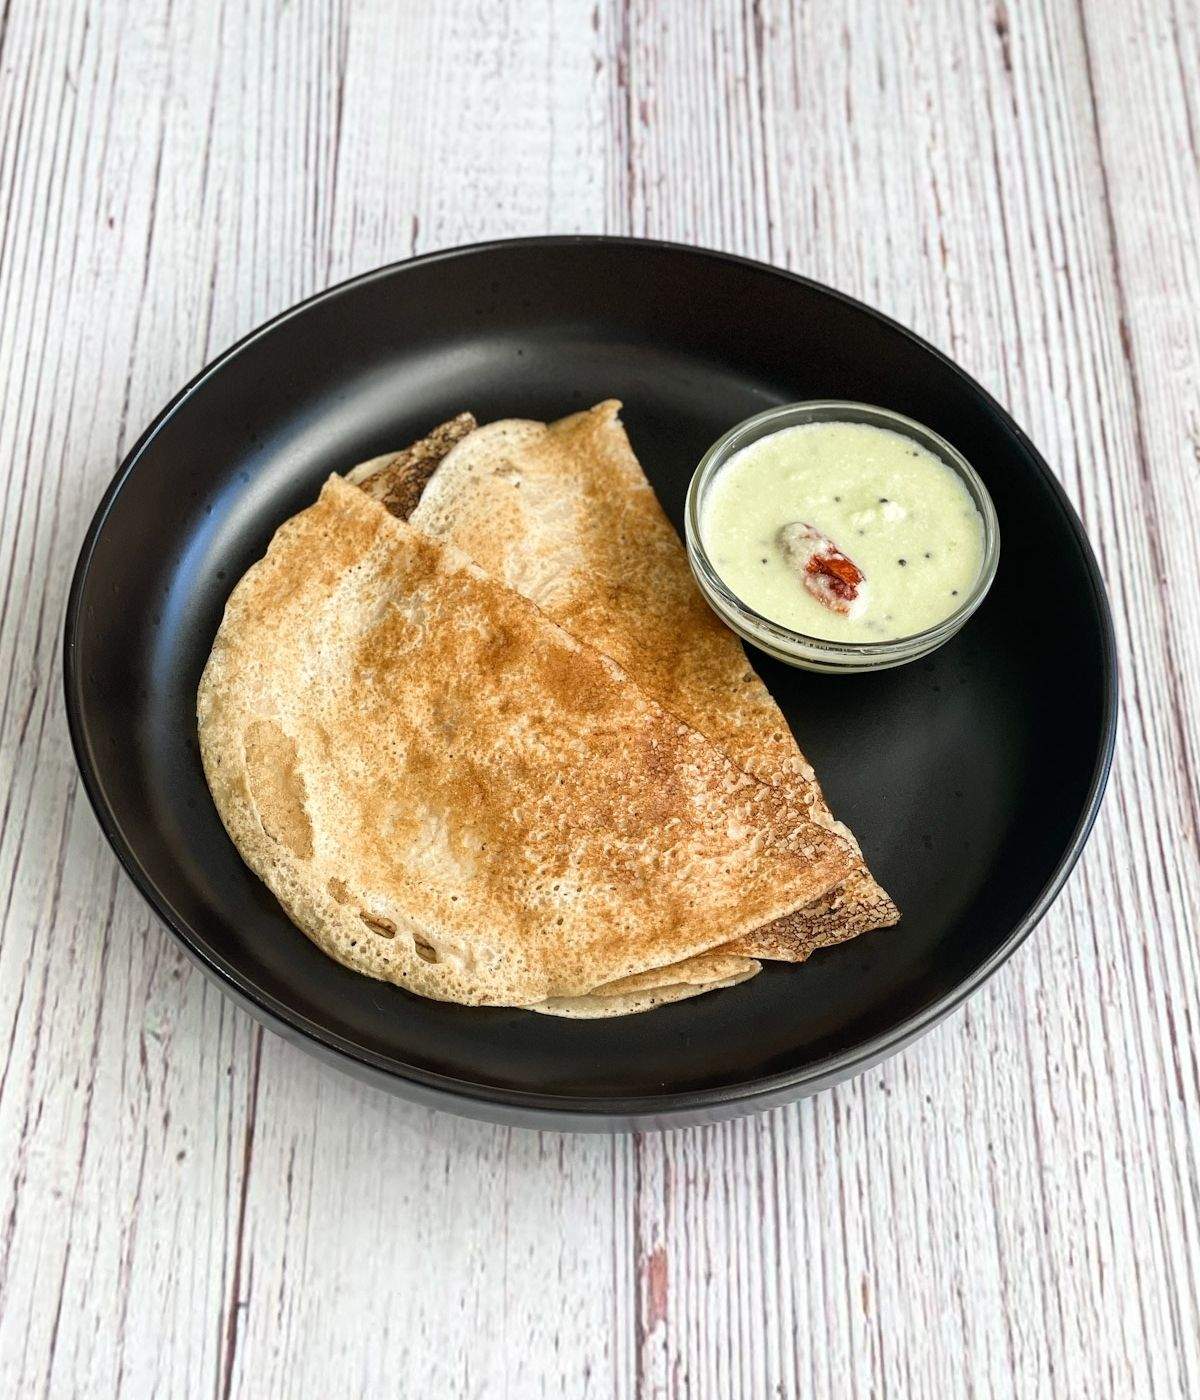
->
(62, 235), (1119, 1123)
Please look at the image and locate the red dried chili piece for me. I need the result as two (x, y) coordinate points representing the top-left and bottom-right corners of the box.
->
(777, 522), (866, 616)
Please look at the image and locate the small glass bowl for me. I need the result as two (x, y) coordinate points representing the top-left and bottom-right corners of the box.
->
(684, 401), (1000, 674)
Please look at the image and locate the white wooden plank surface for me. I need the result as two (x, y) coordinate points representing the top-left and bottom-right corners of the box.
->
(0, 1), (1197, 1395)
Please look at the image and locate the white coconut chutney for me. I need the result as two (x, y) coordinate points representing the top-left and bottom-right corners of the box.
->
(700, 420), (985, 642)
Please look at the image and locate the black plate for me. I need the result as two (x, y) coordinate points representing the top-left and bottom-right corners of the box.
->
(64, 238), (1116, 1130)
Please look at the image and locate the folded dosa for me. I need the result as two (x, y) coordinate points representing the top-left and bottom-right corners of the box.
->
(528, 949), (760, 1018)
(198, 476), (857, 1010)
(399, 402), (898, 960)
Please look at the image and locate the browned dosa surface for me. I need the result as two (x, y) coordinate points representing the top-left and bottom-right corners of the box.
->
(198, 476), (858, 1010)
(404, 401), (898, 959)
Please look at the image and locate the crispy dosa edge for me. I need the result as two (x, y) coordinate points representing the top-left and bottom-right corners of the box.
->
(528, 956), (760, 1017)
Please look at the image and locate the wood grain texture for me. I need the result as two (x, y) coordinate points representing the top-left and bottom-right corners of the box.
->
(0, 1), (1196, 1395)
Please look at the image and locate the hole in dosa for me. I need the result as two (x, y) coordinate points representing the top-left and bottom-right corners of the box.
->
(412, 936), (440, 963)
